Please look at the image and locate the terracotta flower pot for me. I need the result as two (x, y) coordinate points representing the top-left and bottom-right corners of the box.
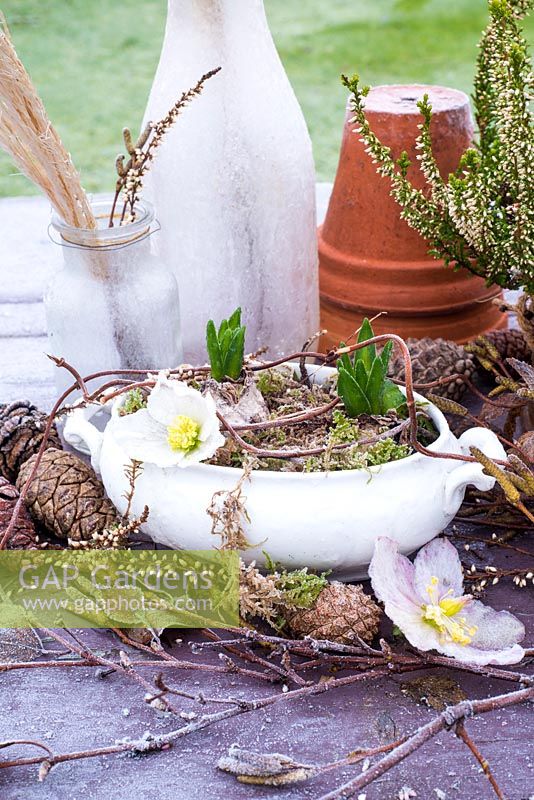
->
(319, 85), (506, 350)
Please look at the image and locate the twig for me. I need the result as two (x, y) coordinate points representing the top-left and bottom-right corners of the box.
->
(197, 629), (534, 686)
(111, 628), (278, 683)
(217, 411), (412, 459)
(200, 628), (306, 686)
(299, 329), (326, 388)
(230, 396), (340, 432)
(110, 68), (221, 226)
(449, 529), (534, 558)
(0, 668), (390, 776)
(455, 515), (533, 530)
(42, 629), (181, 714)
(0, 740), (53, 758)
(455, 720), (505, 799)
(151, 674), (245, 707)
(122, 459), (143, 521)
(317, 687), (534, 800)
(0, 656), (280, 679)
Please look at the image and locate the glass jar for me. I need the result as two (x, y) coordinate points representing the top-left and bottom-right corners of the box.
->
(45, 197), (183, 397)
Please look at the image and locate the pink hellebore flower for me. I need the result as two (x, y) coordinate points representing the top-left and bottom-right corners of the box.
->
(369, 537), (525, 665)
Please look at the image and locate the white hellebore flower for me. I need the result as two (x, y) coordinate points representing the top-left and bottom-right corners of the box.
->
(114, 373), (225, 468)
(369, 537), (525, 666)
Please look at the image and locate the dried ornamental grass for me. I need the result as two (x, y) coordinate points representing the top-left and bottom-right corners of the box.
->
(0, 21), (94, 229)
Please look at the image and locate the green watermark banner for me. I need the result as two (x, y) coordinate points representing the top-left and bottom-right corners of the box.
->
(0, 550), (239, 629)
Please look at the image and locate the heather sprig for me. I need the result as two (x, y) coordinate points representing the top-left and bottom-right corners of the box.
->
(341, 0), (534, 295)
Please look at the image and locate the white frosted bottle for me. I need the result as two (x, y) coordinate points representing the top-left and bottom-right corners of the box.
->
(143, 0), (319, 364)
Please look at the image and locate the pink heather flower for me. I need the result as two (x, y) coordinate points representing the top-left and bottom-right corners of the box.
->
(369, 537), (525, 665)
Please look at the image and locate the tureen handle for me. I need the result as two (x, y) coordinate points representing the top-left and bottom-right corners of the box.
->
(443, 427), (506, 516)
(63, 404), (104, 476)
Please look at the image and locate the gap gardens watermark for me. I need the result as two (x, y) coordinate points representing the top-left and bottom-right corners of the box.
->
(0, 550), (239, 629)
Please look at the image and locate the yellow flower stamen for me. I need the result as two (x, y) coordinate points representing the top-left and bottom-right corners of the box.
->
(422, 575), (477, 646)
(167, 415), (201, 453)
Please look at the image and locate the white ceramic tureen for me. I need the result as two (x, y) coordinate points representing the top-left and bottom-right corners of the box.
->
(64, 365), (505, 580)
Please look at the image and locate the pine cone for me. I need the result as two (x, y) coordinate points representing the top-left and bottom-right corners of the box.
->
(16, 449), (117, 541)
(477, 329), (532, 365)
(0, 477), (39, 549)
(0, 401), (61, 483)
(285, 581), (381, 644)
(390, 338), (475, 402)
(517, 431), (534, 464)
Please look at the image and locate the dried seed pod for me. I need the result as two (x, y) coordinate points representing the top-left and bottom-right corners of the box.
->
(122, 628), (155, 646)
(428, 394), (468, 417)
(470, 446), (521, 505)
(218, 744), (316, 786)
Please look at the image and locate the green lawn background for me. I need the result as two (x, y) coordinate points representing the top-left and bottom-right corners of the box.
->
(1, 0), (533, 197)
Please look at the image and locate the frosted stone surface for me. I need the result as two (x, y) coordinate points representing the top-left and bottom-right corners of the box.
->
(143, 0), (319, 364)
